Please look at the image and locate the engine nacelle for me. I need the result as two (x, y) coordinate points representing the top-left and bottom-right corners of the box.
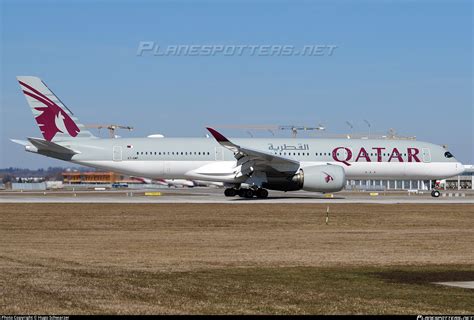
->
(294, 165), (346, 192)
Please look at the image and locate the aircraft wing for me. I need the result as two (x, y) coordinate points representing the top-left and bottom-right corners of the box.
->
(206, 127), (300, 176)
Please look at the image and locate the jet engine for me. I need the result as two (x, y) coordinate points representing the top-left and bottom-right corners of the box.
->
(293, 165), (346, 192)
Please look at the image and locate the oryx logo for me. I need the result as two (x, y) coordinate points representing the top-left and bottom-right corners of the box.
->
(323, 172), (334, 183)
(19, 81), (80, 141)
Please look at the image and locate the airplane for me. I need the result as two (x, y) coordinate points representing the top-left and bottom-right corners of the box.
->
(156, 179), (195, 188)
(11, 76), (464, 198)
(155, 178), (224, 188)
(131, 176), (222, 188)
(131, 176), (194, 187)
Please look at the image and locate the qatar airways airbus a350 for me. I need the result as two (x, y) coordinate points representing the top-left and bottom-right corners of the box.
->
(11, 76), (464, 198)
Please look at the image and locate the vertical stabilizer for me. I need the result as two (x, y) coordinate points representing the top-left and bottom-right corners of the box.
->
(17, 76), (96, 141)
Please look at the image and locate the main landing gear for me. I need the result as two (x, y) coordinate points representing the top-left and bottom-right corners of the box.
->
(224, 188), (269, 199)
(431, 190), (441, 198)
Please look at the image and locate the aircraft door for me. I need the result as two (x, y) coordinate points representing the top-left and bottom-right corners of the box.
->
(215, 147), (224, 160)
(113, 146), (122, 161)
(422, 148), (431, 163)
(163, 161), (171, 178)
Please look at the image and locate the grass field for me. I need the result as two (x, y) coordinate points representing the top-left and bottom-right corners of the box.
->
(0, 203), (473, 314)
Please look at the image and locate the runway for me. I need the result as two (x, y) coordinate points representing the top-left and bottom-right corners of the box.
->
(1, 188), (473, 204)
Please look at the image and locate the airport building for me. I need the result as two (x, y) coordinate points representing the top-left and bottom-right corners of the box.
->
(62, 171), (140, 185)
(62, 171), (121, 184)
(345, 165), (473, 191)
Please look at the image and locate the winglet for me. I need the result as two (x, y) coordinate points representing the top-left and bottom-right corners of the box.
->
(206, 127), (240, 153)
(206, 127), (229, 143)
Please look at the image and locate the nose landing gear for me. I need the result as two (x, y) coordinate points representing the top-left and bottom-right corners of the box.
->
(431, 190), (441, 198)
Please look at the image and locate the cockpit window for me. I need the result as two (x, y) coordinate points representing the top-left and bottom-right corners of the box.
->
(444, 151), (454, 158)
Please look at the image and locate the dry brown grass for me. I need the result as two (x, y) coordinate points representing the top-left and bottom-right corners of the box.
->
(0, 203), (473, 314)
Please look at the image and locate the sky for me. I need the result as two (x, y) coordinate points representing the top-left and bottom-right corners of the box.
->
(0, 0), (472, 169)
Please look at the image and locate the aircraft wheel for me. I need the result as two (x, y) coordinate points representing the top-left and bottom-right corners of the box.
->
(244, 189), (255, 198)
(238, 189), (246, 197)
(431, 190), (441, 198)
(256, 189), (268, 199)
(224, 188), (236, 197)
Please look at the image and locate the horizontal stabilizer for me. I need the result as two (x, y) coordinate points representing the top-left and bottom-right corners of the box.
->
(10, 139), (30, 147)
(27, 137), (78, 155)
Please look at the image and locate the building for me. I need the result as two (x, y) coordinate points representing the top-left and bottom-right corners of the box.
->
(345, 165), (473, 191)
(62, 171), (145, 185)
(62, 171), (120, 184)
(445, 164), (473, 190)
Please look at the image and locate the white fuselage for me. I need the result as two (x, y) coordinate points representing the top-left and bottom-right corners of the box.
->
(65, 137), (464, 183)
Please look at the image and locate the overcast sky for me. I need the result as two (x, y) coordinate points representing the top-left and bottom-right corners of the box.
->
(1, 0), (472, 168)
